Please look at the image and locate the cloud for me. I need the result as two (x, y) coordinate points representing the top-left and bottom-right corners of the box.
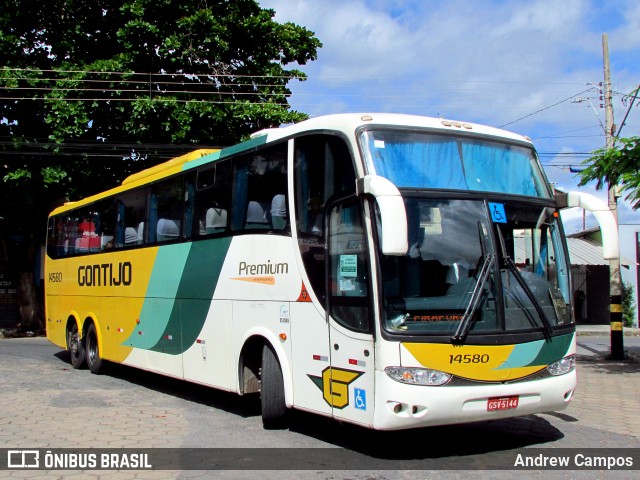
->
(265, 0), (607, 122)
(261, 0), (640, 225)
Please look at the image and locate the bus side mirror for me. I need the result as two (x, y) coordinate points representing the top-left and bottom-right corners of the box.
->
(356, 175), (408, 256)
(555, 189), (619, 260)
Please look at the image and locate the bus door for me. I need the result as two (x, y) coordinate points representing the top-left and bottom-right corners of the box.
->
(326, 199), (375, 427)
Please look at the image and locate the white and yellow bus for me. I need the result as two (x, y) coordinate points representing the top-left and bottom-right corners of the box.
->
(46, 113), (618, 430)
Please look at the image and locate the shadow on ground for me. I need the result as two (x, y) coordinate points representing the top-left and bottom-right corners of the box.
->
(576, 353), (640, 374)
(53, 349), (565, 465)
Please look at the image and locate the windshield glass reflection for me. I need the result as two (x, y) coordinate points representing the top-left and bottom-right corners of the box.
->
(380, 198), (571, 337)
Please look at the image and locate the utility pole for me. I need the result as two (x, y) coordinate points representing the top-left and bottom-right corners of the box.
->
(602, 33), (625, 360)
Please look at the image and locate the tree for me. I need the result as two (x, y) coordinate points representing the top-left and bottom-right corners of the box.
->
(622, 281), (636, 327)
(577, 136), (640, 209)
(0, 0), (321, 331)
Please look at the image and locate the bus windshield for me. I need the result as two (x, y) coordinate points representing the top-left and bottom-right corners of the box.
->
(361, 129), (551, 198)
(379, 198), (572, 337)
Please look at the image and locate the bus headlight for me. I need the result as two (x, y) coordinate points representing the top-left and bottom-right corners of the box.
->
(546, 354), (575, 376)
(385, 366), (452, 386)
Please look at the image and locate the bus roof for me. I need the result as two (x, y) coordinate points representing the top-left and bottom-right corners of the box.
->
(49, 113), (533, 217)
(253, 113), (533, 146)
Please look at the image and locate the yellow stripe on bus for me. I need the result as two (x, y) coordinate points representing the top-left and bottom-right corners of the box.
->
(402, 343), (544, 382)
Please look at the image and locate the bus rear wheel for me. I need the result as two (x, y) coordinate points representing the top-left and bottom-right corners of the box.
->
(68, 323), (86, 369)
(261, 343), (288, 429)
(85, 323), (104, 374)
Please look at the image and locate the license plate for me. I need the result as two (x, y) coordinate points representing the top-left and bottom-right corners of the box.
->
(487, 395), (519, 411)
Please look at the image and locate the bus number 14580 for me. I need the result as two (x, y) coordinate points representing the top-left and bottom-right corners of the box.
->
(449, 354), (490, 364)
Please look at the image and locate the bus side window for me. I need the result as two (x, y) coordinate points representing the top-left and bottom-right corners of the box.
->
(96, 200), (116, 251)
(47, 216), (65, 258)
(63, 214), (80, 256)
(182, 173), (196, 239)
(231, 143), (288, 232)
(194, 162), (231, 237)
(115, 190), (146, 248)
(149, 176), (184, 244)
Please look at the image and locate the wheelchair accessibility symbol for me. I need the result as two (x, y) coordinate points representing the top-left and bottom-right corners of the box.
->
(354, 388), (367, 411)
(489, 202), (507, 223)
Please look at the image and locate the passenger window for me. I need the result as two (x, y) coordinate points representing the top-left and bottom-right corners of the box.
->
(47, 217), (64, 258)
(149, 177), (184, 244)
(115, 190), (146, 248)
(75, 202), (116, 253)
(47, 200), (116, 257)
(194, 162), (231, 237)
(231, 143), (288, 232)
(51, 213), (80, 257)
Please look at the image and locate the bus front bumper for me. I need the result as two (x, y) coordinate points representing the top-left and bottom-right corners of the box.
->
(372, 369), (576, 431)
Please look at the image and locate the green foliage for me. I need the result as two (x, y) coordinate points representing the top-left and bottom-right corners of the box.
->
(3, 168), (32, 183)
(577, 136), (640, 209)
(622, 281), (637, 327)
(0, 0), (321, 240)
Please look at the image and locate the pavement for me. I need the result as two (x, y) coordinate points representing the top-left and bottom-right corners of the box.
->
(0, 328), (638, 479)
(571, 325), (640, 439)
(576, 324), (640, 336)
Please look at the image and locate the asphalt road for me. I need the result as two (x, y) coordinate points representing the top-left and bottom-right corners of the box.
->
(0, 336), (638, 479)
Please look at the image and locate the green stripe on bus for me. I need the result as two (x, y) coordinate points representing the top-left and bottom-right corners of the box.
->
(127, 244), (191, 349)
(526, 333), (573, 366)
(218, 135), (268, 158)
(183, 150), (222, 170)
(497, 333), (573, 369)
(149, 237), (232, 355)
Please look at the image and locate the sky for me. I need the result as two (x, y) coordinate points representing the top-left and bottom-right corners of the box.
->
(259, 0), (640, 233)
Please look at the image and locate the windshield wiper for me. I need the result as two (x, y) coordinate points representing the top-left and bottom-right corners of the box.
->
(450, 253), (494, 345)
(495, 226), (554, 340)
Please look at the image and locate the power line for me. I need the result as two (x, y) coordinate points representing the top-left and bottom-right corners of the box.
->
(498, 88), (596, 128)
(1, 67), (302, 80)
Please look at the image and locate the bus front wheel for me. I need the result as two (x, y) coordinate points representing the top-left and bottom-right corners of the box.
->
(68, 323), (86, 369)
(85, 323), (104, 374)
(260, 343), (288, 429)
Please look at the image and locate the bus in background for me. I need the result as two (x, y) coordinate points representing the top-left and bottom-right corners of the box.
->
(45, 114), (618, 430)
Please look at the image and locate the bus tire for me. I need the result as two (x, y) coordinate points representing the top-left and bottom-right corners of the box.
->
(261, 343), (288, 429)
(68, 323), (86, 369)
(85, 323), (104, 374)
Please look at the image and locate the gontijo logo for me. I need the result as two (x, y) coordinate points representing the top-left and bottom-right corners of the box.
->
(307, 367), (364, 409)
(77, 262), (132, 287)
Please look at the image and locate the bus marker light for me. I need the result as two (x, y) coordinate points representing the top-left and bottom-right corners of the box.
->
(165, 335), (173, 340)
(279, 333), (287, 341)
(313, 355), (328, 362)
(117, 328), (124, 333)
(349, 359), (365, 367)
(197, 339), (206, 344)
